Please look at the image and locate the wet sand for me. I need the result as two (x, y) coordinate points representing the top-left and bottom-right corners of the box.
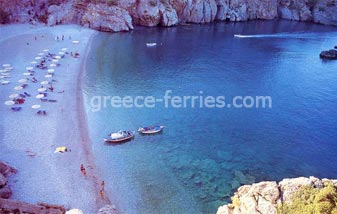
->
(0, 24), (107, 212)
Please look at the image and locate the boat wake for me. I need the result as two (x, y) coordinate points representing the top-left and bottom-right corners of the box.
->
(234, 32), (337, 39)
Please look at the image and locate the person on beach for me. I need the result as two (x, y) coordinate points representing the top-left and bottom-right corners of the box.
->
(49, 84), (54, 92)
(80, 164), (86, 176)
(100, 189), (104, 200)
(101, 181), (105, 190)
(62, 35), (64, 40)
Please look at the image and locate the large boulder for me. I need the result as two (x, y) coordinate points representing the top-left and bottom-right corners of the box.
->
(81, 3), (133, 32)
(320, 49), (337, 60)
(0, 185), (12, 199)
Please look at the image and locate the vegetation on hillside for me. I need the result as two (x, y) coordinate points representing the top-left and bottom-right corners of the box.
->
(278, 182), (337, 214)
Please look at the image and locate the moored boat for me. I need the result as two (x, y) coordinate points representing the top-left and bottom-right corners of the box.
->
(138, 125), (164, 134)
(104, 131), (135, 143)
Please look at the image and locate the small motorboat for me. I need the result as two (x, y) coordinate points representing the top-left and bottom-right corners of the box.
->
(146, 43), (157, 47)
(104, 131), (135, 143)
(138, 125), (164, 134)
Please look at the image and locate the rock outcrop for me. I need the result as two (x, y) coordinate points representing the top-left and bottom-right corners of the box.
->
(1, 0), (337, 32)
(217, 176), (337, 214)
(278, 0), (337, 26)
(320, 49), (337, 59)
(0, 161), (16, 199)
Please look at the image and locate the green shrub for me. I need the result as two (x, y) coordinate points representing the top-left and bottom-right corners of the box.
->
(277, 183), (337, 214)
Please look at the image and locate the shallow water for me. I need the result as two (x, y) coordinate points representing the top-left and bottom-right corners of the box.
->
(83, 20), (337, 213)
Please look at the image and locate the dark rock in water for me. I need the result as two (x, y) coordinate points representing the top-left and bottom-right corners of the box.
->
(0, 185), (11, 199)
(320, 49), (337, 60)
(334, 46), (337, 49)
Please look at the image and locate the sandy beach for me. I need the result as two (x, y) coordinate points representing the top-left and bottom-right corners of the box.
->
(0, 24), (107, 212)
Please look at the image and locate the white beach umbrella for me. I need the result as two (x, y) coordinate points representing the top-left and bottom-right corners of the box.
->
(32, 104), (41, 109)
(41, 81), (49, 85)
(26, 67), (34, 70)
(37, 88), (46, 92)
(38, 53), (44, 56)
(47, 69), (55, 73)
(31, 61), (37, 64)
(2, 64), (11, 67)
(52, 59), (59, 63)
(58, 51), (65, 55)
(35, 56), (42, 60)
(36, 94), (44, 99)
(65, 209), (83, 214)
(4, 101), (15, 106)
(4, 67), (13, 71)
(1, 80), (10, 85)
(18, 79), (27, 83)
(72, 40), (80, 44)
(61, 48), (67, 51)
(54, 56), (61, 59)
(43, 49), (49, 52)
(50, 63), (57, 67)
(9, 94), (19, 99)
(45, 74), (53, 78)
(23, 72), (32, 76)
(14, 86), (23, 91)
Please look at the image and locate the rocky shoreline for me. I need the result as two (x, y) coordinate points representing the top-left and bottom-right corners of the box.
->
(217, 176), (337, 214)
(1, 0), (337, 32)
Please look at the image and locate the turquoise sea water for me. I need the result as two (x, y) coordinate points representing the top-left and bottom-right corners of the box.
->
(83, 20), (337, 213)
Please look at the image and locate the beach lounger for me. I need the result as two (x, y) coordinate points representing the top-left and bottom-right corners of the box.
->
(41, 98), (48, 102)
(11, 107), (22, 112)
(24, 92), (31, 97)
(48, 99), (57, 103)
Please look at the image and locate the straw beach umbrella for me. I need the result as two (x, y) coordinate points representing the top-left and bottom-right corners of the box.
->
(47, 69), (54, 73)
(14, 86), (23, 91)
(36, 94), (44, 99)
(37, 88), (47, 92)
(18, 79), (27, 83)
(5, 101), (15, 106)
(32, 104), (41, 109)
(1, 80), (10, 85)
(9, 94), (19, 99)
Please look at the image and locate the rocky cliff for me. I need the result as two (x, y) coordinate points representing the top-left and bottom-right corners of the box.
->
(0, 0), (336, 32)
(217, 176), (337, 214)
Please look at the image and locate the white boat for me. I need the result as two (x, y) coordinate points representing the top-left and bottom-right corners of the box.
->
(138, 125), (164, 134)
(104, 131), (135, 143)
(146, 43), (157, 47)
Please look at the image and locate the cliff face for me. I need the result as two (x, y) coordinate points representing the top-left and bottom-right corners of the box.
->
(217, 176), (337, 214)
(0, 0), (336, 32)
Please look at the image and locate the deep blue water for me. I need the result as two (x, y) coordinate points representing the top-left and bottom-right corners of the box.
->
(83, 20), (337, 213)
